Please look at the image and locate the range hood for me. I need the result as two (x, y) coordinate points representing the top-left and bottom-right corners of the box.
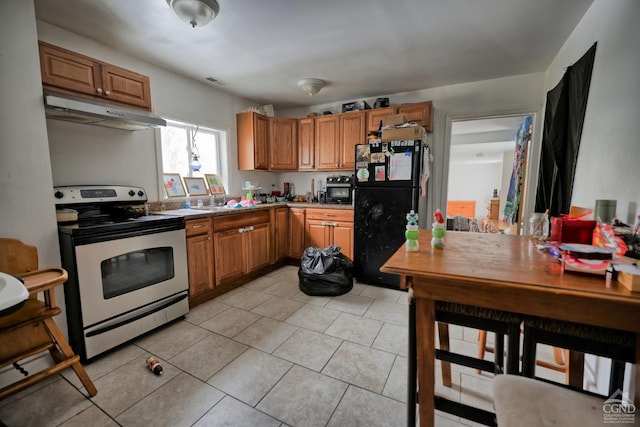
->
(43, 90), (166, 131)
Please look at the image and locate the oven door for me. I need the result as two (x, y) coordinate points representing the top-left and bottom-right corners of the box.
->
(326, 185), (352, 204)
(74, 228), (188, 327)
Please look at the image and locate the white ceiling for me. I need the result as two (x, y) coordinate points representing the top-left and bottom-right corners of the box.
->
(34, 0), (593, 110)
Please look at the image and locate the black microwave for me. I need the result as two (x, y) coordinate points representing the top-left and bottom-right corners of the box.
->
(326, 175), (353, 204)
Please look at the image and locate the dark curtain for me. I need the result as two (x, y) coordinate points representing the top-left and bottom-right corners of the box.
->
(535, 43), (597, 217)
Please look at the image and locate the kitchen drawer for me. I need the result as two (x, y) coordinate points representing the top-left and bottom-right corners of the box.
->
(185, 218), (211, 237)
(305, 208), (353, 223)
(213, 210), (270, 232)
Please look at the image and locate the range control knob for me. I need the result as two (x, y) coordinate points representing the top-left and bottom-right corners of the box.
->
(128, 190), (135, 196)
(54, 191), (64, 199)
(138, 190), (144, 197)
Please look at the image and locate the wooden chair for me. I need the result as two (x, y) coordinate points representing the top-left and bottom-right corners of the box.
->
(0, 238), (96, 399)
(477, 329), (571, 379)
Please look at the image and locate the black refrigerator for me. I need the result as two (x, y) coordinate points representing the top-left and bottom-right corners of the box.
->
(354, 140), (423, 289)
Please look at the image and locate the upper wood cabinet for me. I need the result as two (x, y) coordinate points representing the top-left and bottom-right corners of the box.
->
(314, 115), (341, 170)
(298, 118), (315, 170)
(237, 111), (269, 171)
(338, 111), (366, 171)
(38, 41), (152, 111)
(269, 117), (298, 171)
(314, 111), (365, 171)
(367, 107), (397, 133)
(397, 101), (433, 132)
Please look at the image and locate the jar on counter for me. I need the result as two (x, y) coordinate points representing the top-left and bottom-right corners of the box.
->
(529, 213), (549, 243)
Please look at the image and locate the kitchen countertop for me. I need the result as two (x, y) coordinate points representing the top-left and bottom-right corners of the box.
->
(153, 202), (353, 220)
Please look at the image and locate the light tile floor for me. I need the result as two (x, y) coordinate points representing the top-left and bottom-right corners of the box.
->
(0, 265), (564, 427)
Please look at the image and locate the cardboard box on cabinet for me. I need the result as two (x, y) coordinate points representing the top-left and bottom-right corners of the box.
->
(381, 125), (425, 142)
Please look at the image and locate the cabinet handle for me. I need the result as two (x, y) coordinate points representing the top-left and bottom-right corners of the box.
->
(207, 236), (212, 241)
(247, 225), (254, 232)
(238, 228), (245, 233)
(104, 90), (111, 96)
(191, 224), (205, 229)
(323, 213), (336, 217)
(96, 88), (103, 94)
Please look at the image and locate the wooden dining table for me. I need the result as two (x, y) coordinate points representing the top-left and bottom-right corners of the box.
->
(380, 230), (640, 427)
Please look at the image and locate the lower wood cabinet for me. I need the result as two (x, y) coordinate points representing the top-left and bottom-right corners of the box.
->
(185, 218), (215, 301)
(213, 210), (271, 286)
(288, 208), (306, 258)
(304, 208), (354, 261)
(274, 207), (289, 261)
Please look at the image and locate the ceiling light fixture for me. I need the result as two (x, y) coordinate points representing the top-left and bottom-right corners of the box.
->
(297, 78), (325, 96)
(166, 0), (220, 28)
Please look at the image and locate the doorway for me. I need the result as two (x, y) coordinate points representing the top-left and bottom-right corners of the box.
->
(445, 114), (535, 234)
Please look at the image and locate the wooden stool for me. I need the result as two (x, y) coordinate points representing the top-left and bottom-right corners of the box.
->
(432, 303), (522, 426)
(0, 238), (96, 399)
(478, 329), (570, 376)
(521, 316), (635, 396)
(493, 375), (606, 427)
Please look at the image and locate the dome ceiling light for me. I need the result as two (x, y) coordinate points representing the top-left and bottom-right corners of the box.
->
(297, 78), (325, 96)
(166, 0), (220, 28)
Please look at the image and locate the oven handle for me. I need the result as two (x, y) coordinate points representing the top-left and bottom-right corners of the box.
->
(85, 292), (188, 337)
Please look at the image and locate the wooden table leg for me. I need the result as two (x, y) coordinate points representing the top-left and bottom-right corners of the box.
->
(416, 297), (436, 427)
(567, 350), (584, 389)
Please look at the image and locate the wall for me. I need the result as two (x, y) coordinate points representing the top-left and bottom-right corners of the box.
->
(448, 160), (503, 218)
(0, 1), (60, 268)
(544, 0), (640, 224)
(37, 21), (278, 200)
(542, 0), (640, 396)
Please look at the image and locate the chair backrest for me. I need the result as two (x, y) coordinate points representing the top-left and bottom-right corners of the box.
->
(0, 238), (38, 275)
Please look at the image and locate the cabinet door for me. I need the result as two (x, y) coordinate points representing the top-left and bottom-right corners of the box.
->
(298, 118), (315, 170)
(305, 219), (330, 249)
(339, 111), (366, 170)
(246, 223), (271, 273)
(314, 115), (340, 170)
(366, 107), (397, 133)
(214, 228), (245, 285)
(269, 118), (298, 170)
(186, 234), (214, 296)
(237, 112), (269, 170)
(100, 64), (152, 110)
(398, 102), (433, 132)
(39, 42), (101, 97)
(289, 208), (306, 258)
(332, 221), (354, 261)
(275, 208), (289, 261)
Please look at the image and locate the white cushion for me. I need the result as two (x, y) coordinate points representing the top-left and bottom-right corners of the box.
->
(493, 375), (606, 427)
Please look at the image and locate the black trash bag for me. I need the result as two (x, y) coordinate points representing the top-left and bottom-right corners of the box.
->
(298, 245), (353, 296)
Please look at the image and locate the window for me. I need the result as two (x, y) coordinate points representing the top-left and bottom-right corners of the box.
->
(158, 119), (225, 198)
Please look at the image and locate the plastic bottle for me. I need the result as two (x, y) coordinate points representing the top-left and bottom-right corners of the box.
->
(146, 356), (163, 375)
(185, 194), (191, 209)
(405, 210), (419, 251)
(431, 209), (445, 249)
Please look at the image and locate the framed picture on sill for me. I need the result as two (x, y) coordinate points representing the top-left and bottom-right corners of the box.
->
(163, 173), (186, 198)
(184, 177), (209, 196)
(205, 174), (226, 195)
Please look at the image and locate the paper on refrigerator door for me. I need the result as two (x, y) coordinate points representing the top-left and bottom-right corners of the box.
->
(387, 151), (412, 180)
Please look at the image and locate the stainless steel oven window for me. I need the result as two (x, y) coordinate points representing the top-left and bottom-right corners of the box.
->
(100, 247), (175, 299)
(327, 186), (351, 199)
